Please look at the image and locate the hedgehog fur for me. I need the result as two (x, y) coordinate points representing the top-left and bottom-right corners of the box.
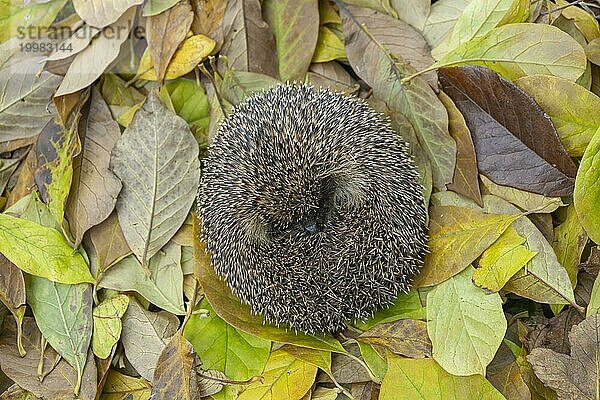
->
(199, 84), (427, 334)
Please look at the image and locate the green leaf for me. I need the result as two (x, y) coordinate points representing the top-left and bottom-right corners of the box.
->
(184, 299), (271, 400)
(515, 75), (600, 157)
(414, 205), (519, 287)
(552, 204), (587, 287)
(380, 354), (506, 399)
(110, 92), (201, 267)
(164, 79), (211, 134)
(427, 266), (507, 376)
(312, 26), (347, 63)
(353, 290), (426, 331)
(91, 294), (129, 359)
(357, 342), (387, 381)
(434, 0), (529, 58)
(0, 0), (67, 43)
(0, 213), (93, 284)
(237, 349), (318, 400)
(574, 127), (600, 245)
(433, 23), (587, 81)
(25, 276), (93, 395)
(588, 272), (600, 317)
(196, 238), (346, 354)
(473, 226), (537, 292)
(98, 243), (185, 315)
(263, 0), (319, 81)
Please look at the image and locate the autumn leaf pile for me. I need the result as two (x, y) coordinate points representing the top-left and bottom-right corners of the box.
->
(1, 0), (600, 399)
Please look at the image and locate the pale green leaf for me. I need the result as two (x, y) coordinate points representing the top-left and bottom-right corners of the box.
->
(515, 75), (600, 157)
(380, 354), (506, 399)
(0, 0), (67, 43)
(588, 272), (600, 317)
(25, 276), (93, 395)
(98, 243), (185, 315)
(92, 294), (129, 359)
(434, 0), (529, 59)
(427, 266), (507, 376)
(480, 175), (564, 213)
(574, 127), (600, 245)
(552, 204), (587, 287)
(434, 23), (587, 81)
(263, 0), (319, 81)
(423, 0), (472, 48)
(473, 226), (537, 292)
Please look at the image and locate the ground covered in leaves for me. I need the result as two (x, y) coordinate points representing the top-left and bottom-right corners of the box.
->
(0, 0), (600, 399)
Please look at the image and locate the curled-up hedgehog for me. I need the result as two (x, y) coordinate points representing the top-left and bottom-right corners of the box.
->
(199, 84), (427, 334)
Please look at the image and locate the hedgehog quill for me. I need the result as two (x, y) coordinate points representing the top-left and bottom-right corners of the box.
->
(198, 85), (427, 334)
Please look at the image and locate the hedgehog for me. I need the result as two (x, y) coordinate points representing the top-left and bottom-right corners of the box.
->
(198, 84), (427, 334)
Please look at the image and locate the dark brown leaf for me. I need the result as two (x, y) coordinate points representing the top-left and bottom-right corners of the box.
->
(357, 319), (432, 359)
(146, 1), (194, 82)
(439, 65), (577, 197)
(219, 0), (278, 78)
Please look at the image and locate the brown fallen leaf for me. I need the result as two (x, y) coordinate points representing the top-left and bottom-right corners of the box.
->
(439, 91), (482, 207)
(439, 65), (577, 197)
(357, 319), (432, 359)
(191, 0), (228, 50)
(88, 211), (132, 275)
(528, 314), (600, 400)
(151, 331), (198, 400)
(145, 1), (194, 83)
(66, 88), (122, 247)
(219, 0), (279, 77)
(0, 318), (97, 400)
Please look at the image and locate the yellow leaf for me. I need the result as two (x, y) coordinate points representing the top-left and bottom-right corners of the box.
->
(473, 226), (537, 292)
(138, 34), (216, 81)
(237, 349), (317, 400)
